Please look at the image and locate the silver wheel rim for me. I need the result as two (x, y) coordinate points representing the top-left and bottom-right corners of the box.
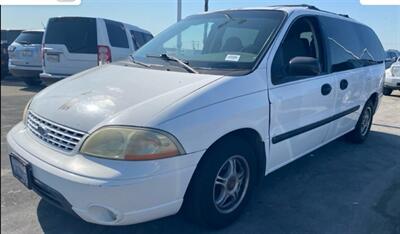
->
(360, 107), (372, 136)
(213, 155), (250, 214)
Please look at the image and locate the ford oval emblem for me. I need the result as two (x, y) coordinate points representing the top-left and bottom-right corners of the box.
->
(37, 124), (49, 137)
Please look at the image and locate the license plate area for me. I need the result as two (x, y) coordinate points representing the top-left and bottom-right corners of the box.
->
(10, 154), (32, 189)
(47, 54), (60, 63)
(22, 50), (33, 57)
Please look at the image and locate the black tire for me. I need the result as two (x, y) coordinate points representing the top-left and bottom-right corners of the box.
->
(183, 136), (257, 229)
(346, 100), (374, 143)
(382, 87), (392, 96)
(23, 77), (42, 86)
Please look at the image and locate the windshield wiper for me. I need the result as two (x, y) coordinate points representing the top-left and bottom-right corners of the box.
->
(129, 55), (151, 68)
(146, 53), (198, 73)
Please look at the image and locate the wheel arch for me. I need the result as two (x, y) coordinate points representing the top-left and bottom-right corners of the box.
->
(367, 92), (379, 114)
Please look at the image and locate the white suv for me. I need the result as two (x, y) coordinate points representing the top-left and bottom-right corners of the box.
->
(7, 5), (385, 228)
(8, 30), (44, 86)
(384, 57), (400, 95)
(40, 17), (153, 84)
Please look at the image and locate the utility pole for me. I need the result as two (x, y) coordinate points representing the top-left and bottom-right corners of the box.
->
(204, 0), (209, 12)
(203, 0), (209, 48)
(177, 0), (182, 22)
(177, 0), (182, 52)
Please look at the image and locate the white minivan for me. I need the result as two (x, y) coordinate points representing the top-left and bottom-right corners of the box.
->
(8, 5), (385, 228)
(40, 16), (153, 84)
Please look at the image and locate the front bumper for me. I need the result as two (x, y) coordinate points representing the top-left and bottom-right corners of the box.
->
(7, 123), (203, 225)
(384, 76), (400, 90)
(39, 72), (69, 85)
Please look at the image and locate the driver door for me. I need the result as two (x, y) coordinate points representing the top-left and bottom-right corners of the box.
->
(267, 16), (336, 172)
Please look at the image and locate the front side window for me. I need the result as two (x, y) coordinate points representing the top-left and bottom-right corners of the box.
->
(133, 10), (285, 75)
(271, 17), (325, 84)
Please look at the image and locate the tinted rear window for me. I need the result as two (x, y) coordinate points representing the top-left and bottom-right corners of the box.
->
(45, 17), (97, 54)
(105, 20), (129, 48)
(15, 32), (43, 44)
(319, 16), (384, 73)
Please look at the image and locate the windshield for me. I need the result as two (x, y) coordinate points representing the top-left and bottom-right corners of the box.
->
(134, 10), (285, 74)
(15, 31), (43, 45)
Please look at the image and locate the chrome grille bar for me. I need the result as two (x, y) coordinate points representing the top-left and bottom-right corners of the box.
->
(26, 111), (86, 152)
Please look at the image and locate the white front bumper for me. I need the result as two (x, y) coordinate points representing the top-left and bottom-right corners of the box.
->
(7, 123), (203, 225)
(384, 76), (400, 89)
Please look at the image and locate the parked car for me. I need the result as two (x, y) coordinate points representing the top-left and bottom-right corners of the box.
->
(383, 57), (400, 95)
(8, 30), (44, 86)
(385, 49), (400, 69)
(7, 5), (385, 228)
(40, 16), (153, 85)
(1, 29), (23, 79)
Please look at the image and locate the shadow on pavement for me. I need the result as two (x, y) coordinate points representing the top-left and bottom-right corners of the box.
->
(37, 131), (400, 234)
(1, 78), (46, 92)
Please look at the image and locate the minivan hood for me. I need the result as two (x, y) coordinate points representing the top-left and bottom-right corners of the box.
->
(31, 64), (223, 132)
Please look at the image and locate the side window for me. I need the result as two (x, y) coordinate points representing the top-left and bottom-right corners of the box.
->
(130, 31), (152, 49)
(133, 31), (146, 48)
(356, 25), (385, 63)
(144, 34), (153, 43)
(319, 17), (384, 73)
(271, 17), (324, 85)
(105, 20), (129, 48)
(129, 31), (139, 49)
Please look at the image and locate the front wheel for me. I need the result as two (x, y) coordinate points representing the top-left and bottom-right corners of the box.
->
(183, 137), (257, 229)
(383, 87), (393, 96)
(346, 100), (374, 143)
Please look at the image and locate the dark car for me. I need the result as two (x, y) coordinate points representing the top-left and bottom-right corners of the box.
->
(1, 29), (23, 79)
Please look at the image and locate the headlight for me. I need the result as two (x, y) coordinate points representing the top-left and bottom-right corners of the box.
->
(80, 126), (185, 161)
(23, 99), (32, 124)
(391, 66), (400, 77)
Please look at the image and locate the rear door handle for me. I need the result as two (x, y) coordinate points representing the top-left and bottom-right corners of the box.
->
(340, 79), (349, 90)
(321, 83), (332, 96)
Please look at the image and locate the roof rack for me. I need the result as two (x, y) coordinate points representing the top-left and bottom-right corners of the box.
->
(272, 4), (320, 10)
(272, 4), (350, 18)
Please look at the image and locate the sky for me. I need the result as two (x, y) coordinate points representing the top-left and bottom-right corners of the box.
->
(1, 0), (400, 50)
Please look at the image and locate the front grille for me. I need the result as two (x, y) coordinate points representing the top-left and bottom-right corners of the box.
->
(27, 111), (85, 152)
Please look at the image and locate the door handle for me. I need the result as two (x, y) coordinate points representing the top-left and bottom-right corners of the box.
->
(321, 83), (332, 96)
(340, 79), (349, 90)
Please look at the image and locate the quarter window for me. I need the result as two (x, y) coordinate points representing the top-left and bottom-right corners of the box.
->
(105, 20), (129, 48)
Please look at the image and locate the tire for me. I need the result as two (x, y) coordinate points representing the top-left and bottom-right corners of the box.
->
(23, 77), (42, 86)
(183, 137), (257, 229)
(382, 87), (392, 96)
(346, 100), (374, 143)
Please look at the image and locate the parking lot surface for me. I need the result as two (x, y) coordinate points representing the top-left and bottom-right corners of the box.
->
(1, 78), (399, 234)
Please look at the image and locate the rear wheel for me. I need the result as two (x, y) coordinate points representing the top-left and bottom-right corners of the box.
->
(183, 137), (257, 229)
(346, 100), (374, 143)
(383, 87), (393, 96)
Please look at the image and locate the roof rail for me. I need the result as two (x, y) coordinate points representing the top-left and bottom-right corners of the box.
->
(272, 4), (320, 10)
(272, 4), (351, 19)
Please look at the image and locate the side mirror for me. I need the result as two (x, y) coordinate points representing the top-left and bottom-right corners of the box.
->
(288, 56), (321, 76)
